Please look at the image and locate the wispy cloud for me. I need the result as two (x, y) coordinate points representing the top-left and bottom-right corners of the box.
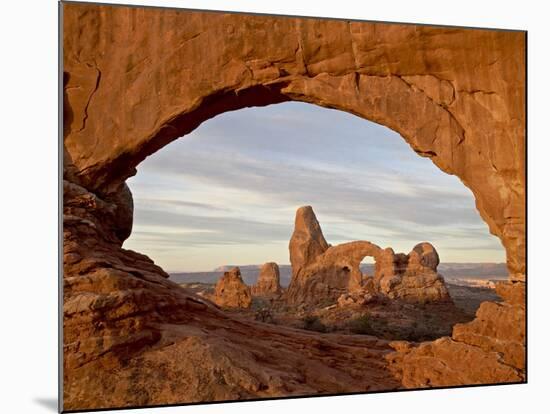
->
(138, 198), (231, 212)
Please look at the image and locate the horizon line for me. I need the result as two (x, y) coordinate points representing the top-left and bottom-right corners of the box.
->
(166, 261), (507, 274)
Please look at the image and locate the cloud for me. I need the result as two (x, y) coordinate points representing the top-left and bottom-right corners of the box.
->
(136, 149), (482, 228)
(138, 198), (231, 212)
(133, 208), (293, 243)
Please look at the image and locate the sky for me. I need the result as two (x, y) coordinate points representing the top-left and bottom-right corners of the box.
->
(124, 102), (505, 272)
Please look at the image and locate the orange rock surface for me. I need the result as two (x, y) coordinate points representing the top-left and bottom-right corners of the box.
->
(387, 281), (525, 386)
(252, 262), (283, 296)
(287, 206), (380, 304)
(211, 267), (252, 308)
(375, 243), (452, 303)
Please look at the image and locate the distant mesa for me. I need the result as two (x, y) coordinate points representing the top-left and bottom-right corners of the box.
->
(211, 267), (252, 308)
(213, 264), (259, 272)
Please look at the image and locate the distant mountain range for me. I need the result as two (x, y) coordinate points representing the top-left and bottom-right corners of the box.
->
(437, 262), (508, 278)
(169, 262), (508, 287)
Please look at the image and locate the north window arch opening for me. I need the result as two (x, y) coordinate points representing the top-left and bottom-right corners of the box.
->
(360, 256), (376, 279)
(123, 101), (506, 340)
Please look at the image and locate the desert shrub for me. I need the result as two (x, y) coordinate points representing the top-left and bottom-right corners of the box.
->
(404, 330), (427, 342)
(254, 308), (274, 323)
(251, 297), (269, 310)
(349, 314), (376, 335)
(302, 315), (327, 333)
(377, 318), (388, 327)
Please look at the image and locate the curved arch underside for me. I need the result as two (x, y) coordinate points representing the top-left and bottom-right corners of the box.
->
(62, 3), (526, 410)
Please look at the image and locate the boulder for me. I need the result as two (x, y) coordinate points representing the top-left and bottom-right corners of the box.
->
(212, 267), (252, 308)
(387, 336), (523, 388)
(375, 243), (451, 303)
(251, 262), (282, 296)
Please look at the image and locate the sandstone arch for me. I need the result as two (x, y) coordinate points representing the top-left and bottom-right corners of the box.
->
(64, 4), (525, 278)
(287, 206), (384, 304)
(62, 3), (526, 410)
(287, 207), (451, 305)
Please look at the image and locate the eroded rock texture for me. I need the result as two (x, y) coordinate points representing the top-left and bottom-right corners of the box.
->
(289, 206), (330, 279)
(62, 2), (525, 410)
(375, 243), (451, 303)
(251, 262), (283, 296)
(387, 281), (525, 386)
(211, 267), (252, 308)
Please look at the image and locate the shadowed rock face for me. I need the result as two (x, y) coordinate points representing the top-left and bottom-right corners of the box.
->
(62, 3), (525, 410)
(211, 267), (252, 308)
(252, 262), (283, 296)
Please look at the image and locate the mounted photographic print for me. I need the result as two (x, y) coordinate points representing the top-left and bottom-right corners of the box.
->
(61, 1), (526, 411)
